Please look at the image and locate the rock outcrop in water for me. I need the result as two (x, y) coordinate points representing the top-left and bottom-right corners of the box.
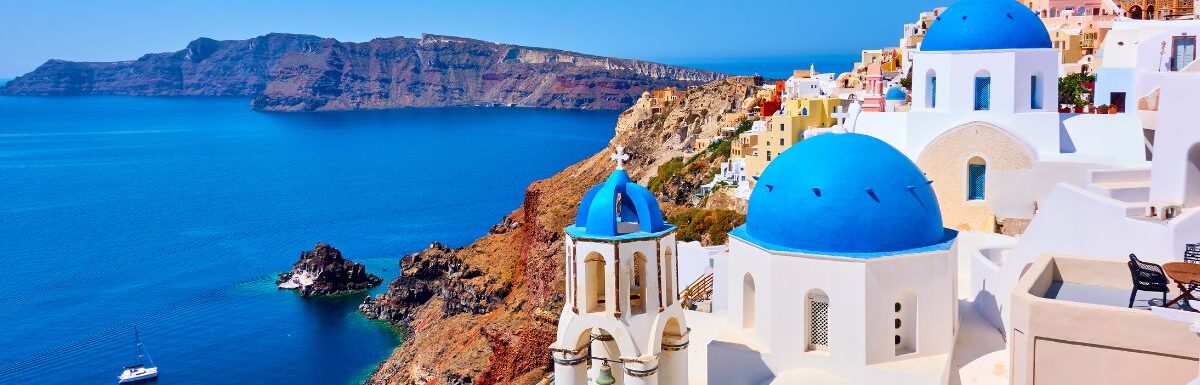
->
(359, 77), (757, 384)
(0, 33), (724, 112)
(277, 243), (382, 297)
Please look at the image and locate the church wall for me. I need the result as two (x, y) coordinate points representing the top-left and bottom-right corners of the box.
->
(863, 249), (958, 365)
(722, 236), (958, 384)
(561, 236), (672, 357)
(917, 122), (1037, 231)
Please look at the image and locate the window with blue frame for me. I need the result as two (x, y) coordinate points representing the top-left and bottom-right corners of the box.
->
(967, 159), (986, 200)
(1030, 75), (1042, 110)
(974, 76), (991, 111)
(930, 76), (937, 108)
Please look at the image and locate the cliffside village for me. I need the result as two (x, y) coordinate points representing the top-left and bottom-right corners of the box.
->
(546, 0), (1200, 384)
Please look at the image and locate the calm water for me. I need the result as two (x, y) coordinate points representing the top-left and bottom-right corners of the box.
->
(663, 53), (859, 80)
(0, 96), (616, 384)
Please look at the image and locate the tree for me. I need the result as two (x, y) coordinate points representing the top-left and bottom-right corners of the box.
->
(1058, 72), (1096, 107)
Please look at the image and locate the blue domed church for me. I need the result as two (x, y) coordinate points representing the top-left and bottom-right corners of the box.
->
(550, 147), (690, 385)
(711, 133), (961, 385)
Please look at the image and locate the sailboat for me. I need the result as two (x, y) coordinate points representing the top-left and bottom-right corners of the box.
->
(117, 326), (158, 383)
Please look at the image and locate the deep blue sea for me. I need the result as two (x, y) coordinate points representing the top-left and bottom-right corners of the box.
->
(0, 95), (616, 384)
(662, 53), (859, 80)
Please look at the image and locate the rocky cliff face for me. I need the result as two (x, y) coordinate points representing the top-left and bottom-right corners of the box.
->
(0, 33), (724, 111)
(359, 77), (755, 384)
(277, 243), (382, 297)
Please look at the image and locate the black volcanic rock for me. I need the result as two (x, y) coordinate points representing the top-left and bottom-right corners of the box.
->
(1, 33), (724, 111)
(358, 242), (506, 329)
(277, 242), (382, 297)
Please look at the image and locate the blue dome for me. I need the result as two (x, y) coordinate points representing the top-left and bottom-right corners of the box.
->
(734, 133), (954, 256)
(922, 0), (1052, 52)
(567, 168), (672, 239)
(886, 86), (907, 101)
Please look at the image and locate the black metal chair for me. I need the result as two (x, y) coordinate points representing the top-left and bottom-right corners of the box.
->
(1185, 243), (1200, 263)
(1128, 254), (1169, 308)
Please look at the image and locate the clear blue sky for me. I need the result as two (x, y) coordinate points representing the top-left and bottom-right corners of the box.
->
(0, 0), (954, 78)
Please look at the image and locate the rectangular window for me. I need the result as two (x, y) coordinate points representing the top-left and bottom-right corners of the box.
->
(766, 151), (772, 161)
(974, 77), (991, 111)
(968, 164), (987, 200)
(1031, 76), (1042, 110)
(779, 139), (784, 146)
(808, 294), (829, 351)
(929, 76), (937, 108)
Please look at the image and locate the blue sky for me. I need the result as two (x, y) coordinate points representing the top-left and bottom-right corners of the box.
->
(0, 0), (953, 78)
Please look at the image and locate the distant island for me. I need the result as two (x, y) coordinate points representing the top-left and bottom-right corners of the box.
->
(0, 33), (725, 111)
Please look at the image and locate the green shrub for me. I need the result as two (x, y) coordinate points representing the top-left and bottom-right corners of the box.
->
(667, 208), (746, 245)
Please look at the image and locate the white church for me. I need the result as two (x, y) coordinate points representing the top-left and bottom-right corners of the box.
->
(549, 0), (1200, 384)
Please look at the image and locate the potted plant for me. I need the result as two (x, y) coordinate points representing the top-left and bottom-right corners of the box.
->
(1096, 104), (1109, 114)
(1110, 105), (1120, 114)
(1073, 100), (1086, 113)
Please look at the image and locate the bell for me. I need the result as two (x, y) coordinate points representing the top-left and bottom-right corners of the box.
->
(594, 362), (616, 385)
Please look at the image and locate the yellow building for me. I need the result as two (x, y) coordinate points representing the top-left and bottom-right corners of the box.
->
(1050, 27), (1085, 64)
(744, 97), (841, 181)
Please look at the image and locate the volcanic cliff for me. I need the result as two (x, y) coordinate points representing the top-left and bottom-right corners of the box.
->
(0, 33), (724, 111)
(358, 77), (756, 384)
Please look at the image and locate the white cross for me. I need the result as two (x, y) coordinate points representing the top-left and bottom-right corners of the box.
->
(610, 146), (630, 169)
(830, 106), (849, 128)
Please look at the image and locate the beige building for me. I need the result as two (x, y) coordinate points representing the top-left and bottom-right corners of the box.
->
(1010, 254), (1200, 384)
(744, 97), (840, 182)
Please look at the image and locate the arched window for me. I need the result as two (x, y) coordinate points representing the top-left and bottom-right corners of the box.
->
(807, 289), (830, 351)
(974, 71), (992, 111)
(895, 289), (918, 356)
(925, 69), (937, 109)
(584, 253), (607, 313)
(1130, 5), (1143, 19)
(801, 107), (809, 116)
(1030, 74), (1043, 110)
(743, 273), (756, 329)
(664, 247), (676, 306)
(968, 157), (987, 200)
(632, 252), (647, 314)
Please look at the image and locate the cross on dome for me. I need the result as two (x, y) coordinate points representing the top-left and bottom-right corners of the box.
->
(831, 106), (849, 129)
(610, 146), (630, 169)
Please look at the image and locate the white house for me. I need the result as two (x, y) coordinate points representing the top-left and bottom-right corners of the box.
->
(1093, 19), (1200, 114)
(971, 71), (1200, 334)
(708, 133), (960, 385)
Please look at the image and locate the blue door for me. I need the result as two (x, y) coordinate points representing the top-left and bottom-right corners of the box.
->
(1173, 37), (1196, 71)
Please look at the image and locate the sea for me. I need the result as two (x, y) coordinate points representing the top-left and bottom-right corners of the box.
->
(662, 54), (860, 80)
(0, 93), (617, 384)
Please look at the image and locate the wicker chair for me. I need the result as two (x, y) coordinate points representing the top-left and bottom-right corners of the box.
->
(1128, 254), (1169, 308)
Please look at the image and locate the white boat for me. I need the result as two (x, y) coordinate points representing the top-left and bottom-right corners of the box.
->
(117, 327), (158, 383)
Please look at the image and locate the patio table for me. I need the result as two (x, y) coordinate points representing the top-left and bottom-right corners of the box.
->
(1162, 262), (1200, 308)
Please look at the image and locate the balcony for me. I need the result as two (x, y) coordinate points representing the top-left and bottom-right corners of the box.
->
(1010, 255), (1200, 384)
